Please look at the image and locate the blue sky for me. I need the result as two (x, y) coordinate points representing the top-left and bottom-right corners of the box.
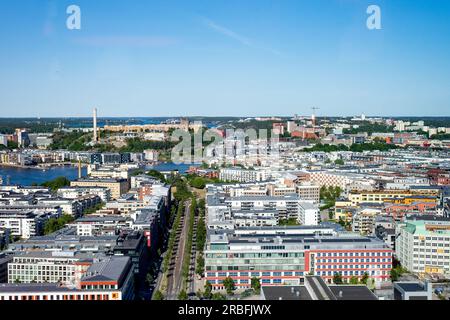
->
(0, 0), (449, 117)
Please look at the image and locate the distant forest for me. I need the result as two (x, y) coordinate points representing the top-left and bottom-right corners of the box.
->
(0, 116), (449, 135)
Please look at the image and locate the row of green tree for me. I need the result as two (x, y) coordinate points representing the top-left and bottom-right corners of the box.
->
(43, 214), (74, 235)
(49, 131), (91, 151)
(390, 265), (408, 281)
(320, 185), (342, 210)
(146, 169), (167, 183)
(430, 133), (450, 140)
(173, 177), (194, 201)
(181, 197), (197, 289)
(119, 138), (177, 153)
(162, 202), (184, 274)
(304, 142), (398, 153)
(333, 272), (369, 285)
(83, 202), (105, 215)
(49, 132), (177, 153)
(196, 199), (207, 276)
(174, 276), (262, 300)
(186, 174), (241, 189)
(0, 120), (58, 134)
(279, 218), (300, 226)
(343, 123), (395, 134)
(40, 176), (71, 191)
(0, 141), (19, 150)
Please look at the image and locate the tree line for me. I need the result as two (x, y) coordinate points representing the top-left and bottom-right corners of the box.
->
(304, 142), (398, 153)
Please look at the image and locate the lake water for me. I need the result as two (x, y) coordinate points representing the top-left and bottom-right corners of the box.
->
(0, 166), (87, 186)
(0, 162), (197, 186)
(148, 162), (198, 173)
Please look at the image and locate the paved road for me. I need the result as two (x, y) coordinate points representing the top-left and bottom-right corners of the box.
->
(166, 200), (191, 300)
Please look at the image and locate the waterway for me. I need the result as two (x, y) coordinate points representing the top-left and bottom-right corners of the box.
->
(0, 162), (197, 186)
(147, 162), (198, 173)
(0, 166), (87, 186)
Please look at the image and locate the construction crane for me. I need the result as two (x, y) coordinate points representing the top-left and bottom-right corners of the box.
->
(311, 107), (320, 126)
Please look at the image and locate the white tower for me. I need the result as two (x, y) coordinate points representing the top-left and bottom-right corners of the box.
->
(93, 107), (98, 143)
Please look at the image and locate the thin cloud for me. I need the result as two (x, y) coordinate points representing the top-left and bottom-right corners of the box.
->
(202, 18), (284, 57)
(71, 36), (178, 48)
(203, 18), (252, 47)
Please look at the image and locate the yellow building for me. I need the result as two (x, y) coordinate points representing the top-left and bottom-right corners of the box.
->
(403, 196), (437, 205)
(349, 191), (413, 206)
(334, 200), (354, 222)
(71, 178), (129, 200)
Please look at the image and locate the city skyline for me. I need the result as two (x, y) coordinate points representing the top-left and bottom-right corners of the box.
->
(1, 0), (449, 117)
(2, 0), (450, 307)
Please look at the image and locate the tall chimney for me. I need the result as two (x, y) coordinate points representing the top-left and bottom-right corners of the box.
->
(93, 107), (98, 143)
(78, 159), (82, 179)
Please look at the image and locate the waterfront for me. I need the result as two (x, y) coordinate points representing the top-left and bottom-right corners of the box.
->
(148, 162), (198, 174)
(0, 162), (196, 186)
(0, 166), (87, 186)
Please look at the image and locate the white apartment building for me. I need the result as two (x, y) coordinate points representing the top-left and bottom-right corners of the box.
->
(57, 187), (111, 203)
(105, 195), (163, 215)
(7, 251), (92, 285)
(225, 195), (298, 220)
(299, 201), (321, 226)
(396, 217), (450, 275)
(39, 195), (101, 217)
(352, 209), (381, 236)
(229, 185), (268, 197)
(0, 211), (47, 239)
(105, 200), (147, 215)
(69, 216), (131, 236)
(0, 134), (7, 147)
(87, 164), (131, 180)
(225, 195), (304, 221)
(219, 168), (270, 183)
(232, 210), (278, 228)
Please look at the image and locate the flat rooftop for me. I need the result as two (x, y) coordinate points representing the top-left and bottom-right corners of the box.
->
(0, 283), (73, 293)
(262, 286), (312, 300)
(329, 285), (378, 300)
(82, 256), (130, 283)
(262, 280), (377, 300)
(395, 282), (427, 292)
